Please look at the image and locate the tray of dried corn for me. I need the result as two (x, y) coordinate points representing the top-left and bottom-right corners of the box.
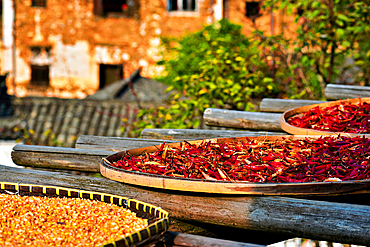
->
(0, 181), (170, 247)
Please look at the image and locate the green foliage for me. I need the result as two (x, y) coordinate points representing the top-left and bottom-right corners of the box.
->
(131, 20), (279, 136)
(264, 0), (370, 88)
(156, 19), (278, 101)
(129, 2), (370, 136)
(343, 1), (370, 85)
(14, 127), (63, 147)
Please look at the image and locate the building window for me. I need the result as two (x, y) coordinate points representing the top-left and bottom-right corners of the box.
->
(30, 46), (51, 86)
(31, 0), (47, 7)
(99, 64), (124, 89)
(94, 0), (140, 18)
(245, 1), (261, 19)
(168, 0), (196, 11)
(31, 65), (50, 86)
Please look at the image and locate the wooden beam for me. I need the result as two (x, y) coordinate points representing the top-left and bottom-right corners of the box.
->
(325, 84), (370, 100)
(203, 108), (284, 131)
(75, 135), (177, 151)
(11, 144), (113, 172)
(259, 98), (325, 113)
(1, 165), (369, 246)
(140, 129), (285, 141)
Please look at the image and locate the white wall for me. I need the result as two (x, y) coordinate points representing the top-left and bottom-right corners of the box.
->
(2, 0), (14, 75)
(51, 39), (98, 91)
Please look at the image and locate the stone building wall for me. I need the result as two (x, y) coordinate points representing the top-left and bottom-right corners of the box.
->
(2, 0), (298, 98)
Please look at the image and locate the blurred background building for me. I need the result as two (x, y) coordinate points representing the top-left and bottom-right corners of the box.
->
(0, 0), (296, 98)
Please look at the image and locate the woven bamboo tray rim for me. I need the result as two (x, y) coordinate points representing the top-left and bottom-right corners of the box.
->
(0, 181), (170, 247)
(100, 135), (370, 196)
(280, 97), (370, 136)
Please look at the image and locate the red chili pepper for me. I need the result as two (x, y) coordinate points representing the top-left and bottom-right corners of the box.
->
(288, 100), (370, 133)
(312, 164), (325, 172)
(110, 135), (370, 183)
(261, 156), (275, 161)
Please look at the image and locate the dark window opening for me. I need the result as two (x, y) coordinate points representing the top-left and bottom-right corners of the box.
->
(182, 0), (196, 11)
(31, 65), (50, 86)
(99, 64), (124, 89)
(30, 46), (51, 86)
(94, 0), (140, 18)
(168, 0), (178, 11)
(245, 1), (261, 19)
(103, 0), (127, 15)
(168, 0), (196, 11)
(31, 0), (47, 7)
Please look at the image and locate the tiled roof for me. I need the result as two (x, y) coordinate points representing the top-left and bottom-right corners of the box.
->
(0, 71), (171, 147)
(0, 70), (227, 147)
(0, 96), (149, 147)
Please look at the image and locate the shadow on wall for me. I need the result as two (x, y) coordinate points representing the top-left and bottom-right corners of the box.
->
(0, 73), (13, 117)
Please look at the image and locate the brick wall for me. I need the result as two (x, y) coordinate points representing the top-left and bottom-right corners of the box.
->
(5, 0), (297, 98)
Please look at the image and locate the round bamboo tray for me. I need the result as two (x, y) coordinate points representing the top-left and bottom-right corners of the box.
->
(0, 182), (170, 247)
(280, 97), (370, 136)
(100, 135), (370, 196)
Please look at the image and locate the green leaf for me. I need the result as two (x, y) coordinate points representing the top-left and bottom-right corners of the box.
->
(336, 28), (345, 37)
(262, 77), (273, 83)
(301, 56), (309, 65)
(337, 14), (350, 22)
(342, 41), (351, 48)
(312, 1), (321, 8)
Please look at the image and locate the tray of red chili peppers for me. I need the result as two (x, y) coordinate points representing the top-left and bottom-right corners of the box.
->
(281, 97), (370, 136)
(100, 135), (370, 195)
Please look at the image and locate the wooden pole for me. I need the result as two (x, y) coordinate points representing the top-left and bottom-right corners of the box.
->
(11, 145), (112, 172)
(203, 108), (283, 131)
(259, 98), (325, 113)
(325, 84), (370, 100)
(140, 129), (285, 141)
(1, 165), (369, 246)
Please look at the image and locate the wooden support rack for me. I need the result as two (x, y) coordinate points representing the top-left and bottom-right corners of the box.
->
(8, 84), (370, 246)
(2, 165), (370, 246)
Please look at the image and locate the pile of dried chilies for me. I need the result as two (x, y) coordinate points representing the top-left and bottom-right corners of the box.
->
(110, 135), (370, 183)
(287, 100), (370, 133)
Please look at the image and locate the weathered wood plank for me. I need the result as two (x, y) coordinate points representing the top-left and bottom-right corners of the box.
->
(11, 144), (113, 172)
(203, 108), (284, 131)
(12, 144), (114, 155)
(140, 129), (285, 140)
(0, 165), (369, 246)
(259, 98), (325, 113)
(325, 84), (370, 100)
(75, 135), (177, 151)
